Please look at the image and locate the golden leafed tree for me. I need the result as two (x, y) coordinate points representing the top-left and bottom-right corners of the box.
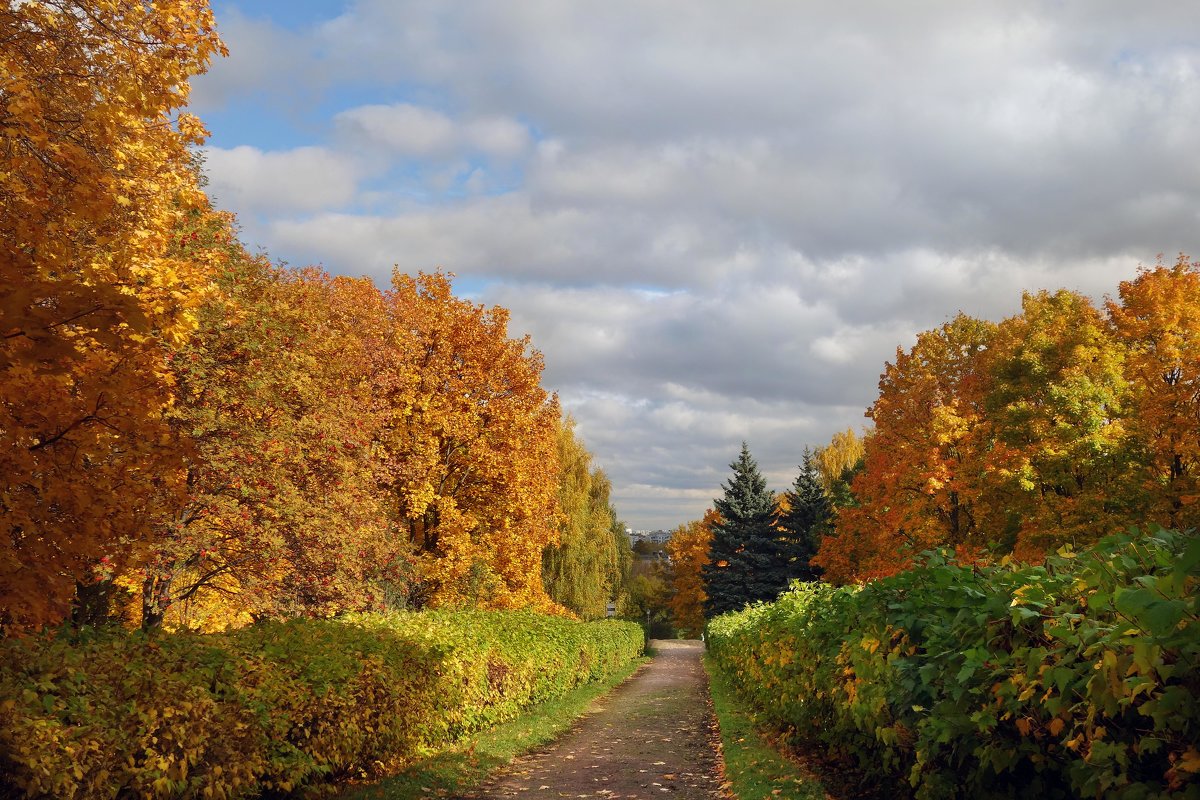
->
(813, 428), (865, 496)
(1108, 256), (1200, 531)
(138, 211), (405, 630)
(383, 272), (561, 611)
(0, 1), (224, 627)
(666, 510), (718, 637)
(981, 290), (1141, 559)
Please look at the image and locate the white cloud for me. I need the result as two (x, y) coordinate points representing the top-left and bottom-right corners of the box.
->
(188, 9), (318, 113)
(202, 145), (360, 216)
(334, 103), (457, 157)
(193, 1), (1200, 527)
(334, 103), (531, 161)
(463, 116), (531, 158)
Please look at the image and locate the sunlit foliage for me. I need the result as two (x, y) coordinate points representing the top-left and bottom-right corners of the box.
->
(0, 0), (224, 628)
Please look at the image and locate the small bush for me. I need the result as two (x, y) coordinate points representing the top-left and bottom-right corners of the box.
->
(707, 528), (1200, 800)
(0, 610), (642, 798)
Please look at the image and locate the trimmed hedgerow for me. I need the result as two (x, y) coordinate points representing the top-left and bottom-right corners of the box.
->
(0, 610), (642, 799)
(707, 528), (1200, 800)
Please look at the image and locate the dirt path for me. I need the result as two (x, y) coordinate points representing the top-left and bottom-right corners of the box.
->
(468, 639), (725, 799)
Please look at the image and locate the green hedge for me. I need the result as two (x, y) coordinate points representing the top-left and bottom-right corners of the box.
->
(707, 528), (1200, 800)
(0, 610), (643, 799)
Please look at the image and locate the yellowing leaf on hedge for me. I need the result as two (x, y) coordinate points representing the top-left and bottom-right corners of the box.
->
(1048, 718), (1065, 737)
(1179, 748), (1200, 774)
(1016, 718), (1032, 736)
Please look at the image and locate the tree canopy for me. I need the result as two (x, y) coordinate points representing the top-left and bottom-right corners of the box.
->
(815, 257), (1200, 584)
(0, 1), (621, 630)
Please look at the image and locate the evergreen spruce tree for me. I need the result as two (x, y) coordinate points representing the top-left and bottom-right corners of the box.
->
(777, 448), (830, 583)
(702, 442), (781, 618)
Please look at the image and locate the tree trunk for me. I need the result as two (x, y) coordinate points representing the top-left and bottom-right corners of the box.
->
(141, 574), (168, 632)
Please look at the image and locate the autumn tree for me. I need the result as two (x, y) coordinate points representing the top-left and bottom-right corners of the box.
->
(0, 1), (224, 629)
(814, 428), (866, 503)
(542, 417), (628, 619)
(137, 211), (407, 630)
(1108, 256), (1200, 531)
(816, 315), (994, 583)
(666, 510), (718, 637)
(382, 272), (561, 611)
(703, 443), (782, 617)
(806, 263), (1200, 585)
(625, 559), (673, 638)
(982, 290), (1140, 559)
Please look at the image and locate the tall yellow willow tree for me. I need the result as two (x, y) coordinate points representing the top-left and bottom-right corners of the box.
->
(0, 1), (224, 627)
(542, 417), (629, 619)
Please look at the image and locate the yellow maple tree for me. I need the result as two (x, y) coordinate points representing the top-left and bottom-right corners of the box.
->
(382, 272), (562, 611)
(0, 1), (224, 629)
(1108, 256), (1200, 530)
(981, 290), (1139, 559)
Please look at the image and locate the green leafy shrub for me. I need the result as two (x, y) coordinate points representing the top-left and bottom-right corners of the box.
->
(0, 611), (642, 798)
(707, 528), (1200, 800)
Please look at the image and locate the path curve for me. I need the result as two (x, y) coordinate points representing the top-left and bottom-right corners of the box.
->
(469, 639), (724, 799)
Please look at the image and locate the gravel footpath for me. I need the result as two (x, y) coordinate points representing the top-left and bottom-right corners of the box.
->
(469, 639), (725, 799)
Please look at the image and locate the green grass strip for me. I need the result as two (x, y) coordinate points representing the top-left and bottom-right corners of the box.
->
(338, 657), (649, 800)
(704, 654), (828, 800)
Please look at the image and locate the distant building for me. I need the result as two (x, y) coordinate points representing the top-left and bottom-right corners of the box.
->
(627, 528), (673, 547)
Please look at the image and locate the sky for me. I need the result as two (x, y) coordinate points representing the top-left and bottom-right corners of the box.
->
(189, 1), (1200, 530)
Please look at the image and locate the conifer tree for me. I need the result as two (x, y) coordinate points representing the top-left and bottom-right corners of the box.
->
(702, 443), (780, 618)
(777, 449), (829, 583)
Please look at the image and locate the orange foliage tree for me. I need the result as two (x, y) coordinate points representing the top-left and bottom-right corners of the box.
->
(138, 210), (407, 630)
(816, 278), (1191, 583)
(816, 315), (995, 583)
(0, 1), (224, 628)
(666, 510), (718, 637)
(1108, 256), (1200, 531)
(1, 3), (615, 632)
(382, 272), (562, 611)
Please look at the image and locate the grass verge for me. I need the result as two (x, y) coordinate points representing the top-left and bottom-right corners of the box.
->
(703, 654), (828, 800)
(337, 656), (648, 800)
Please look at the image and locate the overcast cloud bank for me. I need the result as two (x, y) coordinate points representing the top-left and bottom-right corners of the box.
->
(194, 1), (1200, 528)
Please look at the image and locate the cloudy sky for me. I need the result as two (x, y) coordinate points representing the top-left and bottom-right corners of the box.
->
(191, 1), (1200, 530)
